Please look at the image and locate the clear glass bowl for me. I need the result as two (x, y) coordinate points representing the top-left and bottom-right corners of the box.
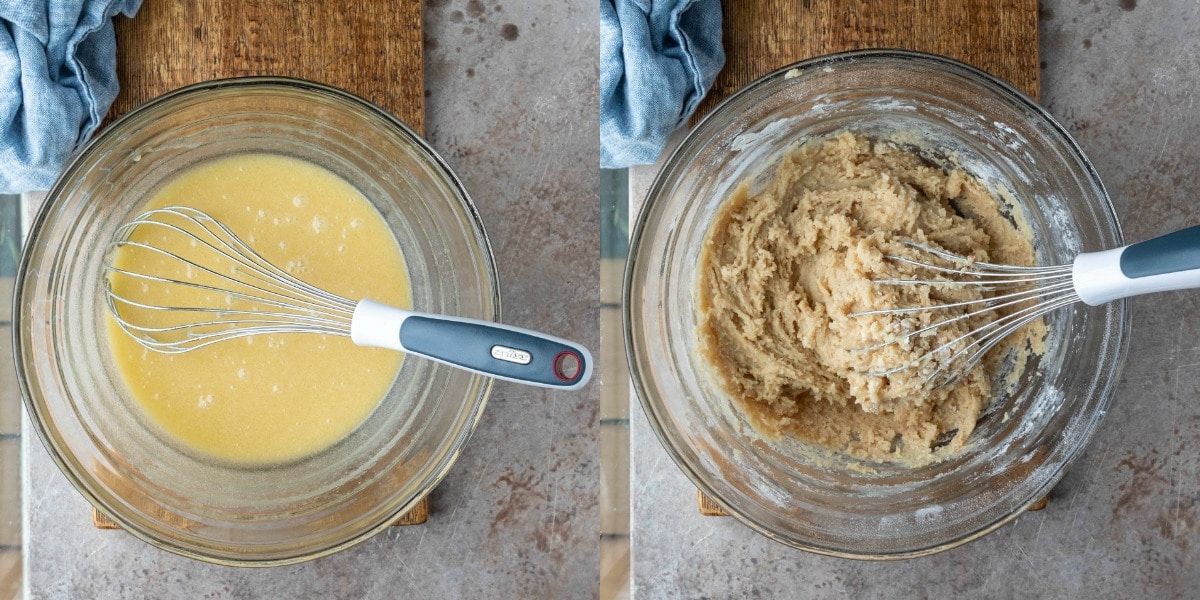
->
(625, 50), (1130, 557)
(14, 77), (499, 565)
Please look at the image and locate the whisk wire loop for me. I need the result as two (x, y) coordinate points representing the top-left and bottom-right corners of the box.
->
(851, 242), (1078, 389)
(104, 206), (359, 353)
(113, 207), (356, 311)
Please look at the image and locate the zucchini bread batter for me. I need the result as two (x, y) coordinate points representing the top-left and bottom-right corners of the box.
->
(698, 132), (1041, 464)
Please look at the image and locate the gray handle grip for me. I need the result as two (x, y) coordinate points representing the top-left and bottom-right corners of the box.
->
(1121, 224), (1200, 278)
(398, 315), (592, 390)
(1073, 224), (1200, 305)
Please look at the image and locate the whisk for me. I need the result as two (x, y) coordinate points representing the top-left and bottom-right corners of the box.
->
(852, 225), (1200, 387)
(103, 206), (591, 390)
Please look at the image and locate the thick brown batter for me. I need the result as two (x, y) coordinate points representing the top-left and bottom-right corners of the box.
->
(698, 132), (1040, 464)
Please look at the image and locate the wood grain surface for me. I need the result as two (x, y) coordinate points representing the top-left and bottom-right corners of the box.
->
(95, 0), (428, 529)
(110, 0), (424, 133)
(696, 0), (1039, 122)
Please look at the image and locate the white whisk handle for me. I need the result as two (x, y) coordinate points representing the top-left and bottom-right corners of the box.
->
(1073, 225), (1200, 305)
(349, 299), (592, 390)
(350, 299), (413, 349)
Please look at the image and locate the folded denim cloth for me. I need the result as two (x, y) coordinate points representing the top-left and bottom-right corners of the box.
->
(0, 0), (142, 193)
(600, 0), (724, 169)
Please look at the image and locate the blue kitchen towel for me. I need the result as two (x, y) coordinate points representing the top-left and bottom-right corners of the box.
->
(600, 0), (724, 169)
(0, 0), (142, 194)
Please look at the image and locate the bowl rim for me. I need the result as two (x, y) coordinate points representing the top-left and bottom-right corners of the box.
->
(13, 75), (501, 566)
(623, 48), (1131, 559)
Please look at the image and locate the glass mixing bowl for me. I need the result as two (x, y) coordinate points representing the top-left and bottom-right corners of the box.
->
(14, 77), (499, 565)
(625, 50), (1130, 557)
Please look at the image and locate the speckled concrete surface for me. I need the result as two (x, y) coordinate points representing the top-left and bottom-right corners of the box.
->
(23, 1), (598, 598)
(630, 1), (1200, 597)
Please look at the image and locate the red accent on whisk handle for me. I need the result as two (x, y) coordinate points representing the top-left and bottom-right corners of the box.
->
(349, 299), (593, 390)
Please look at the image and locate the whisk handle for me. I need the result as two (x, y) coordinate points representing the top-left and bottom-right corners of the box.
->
(350, 299), (592, 390)
(1074, 225), (1200, 305)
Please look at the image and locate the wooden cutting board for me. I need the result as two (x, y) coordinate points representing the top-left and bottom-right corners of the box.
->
(696, 0), (1039, 122)
(694, 0), (1040, 517)
(110, 0), (424, 134)
(92, 0), (429, 529)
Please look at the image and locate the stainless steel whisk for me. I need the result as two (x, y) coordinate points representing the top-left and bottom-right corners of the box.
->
(852, 225), (1200, 387)
(104, 206), (591, 390)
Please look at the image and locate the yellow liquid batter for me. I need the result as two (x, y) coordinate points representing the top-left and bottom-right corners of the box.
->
(106, 154), (411, 464)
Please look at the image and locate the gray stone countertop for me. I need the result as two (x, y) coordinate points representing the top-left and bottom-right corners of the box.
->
(23, 1), (599, 598)
(630, 1), (1200, 597)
